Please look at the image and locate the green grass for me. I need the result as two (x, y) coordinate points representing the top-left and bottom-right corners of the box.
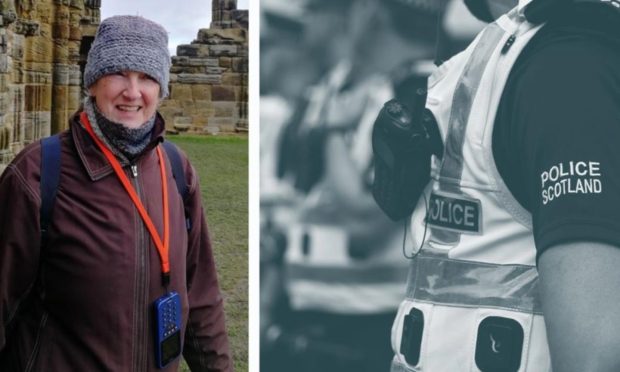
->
(168, 134), (248, 372)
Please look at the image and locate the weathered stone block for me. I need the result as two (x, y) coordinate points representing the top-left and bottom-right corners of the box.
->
(85, 0), (101, 9)
(53, 39), (69, 63)
(170, 84), (192, 100)
(207, 45), (237, 57)
(170, 65), (204, 74)
(192, 99), (212, 110)
(70, 0), (85, 10)
(24, 60), (53, 74)
(24, 36), (53, 63)
(52, 109), (69, 133)
(219, 57), (232, 68)
(67, 85), (81, 112)
(187, 117), (205, 129)
(212, 101), (235, 117)
(221, 73), (243, 86)
(54, 24), (70, 40)
(231, 57), (247, 72)
(203, 126), (220, 135)
(69, 26), (81, 41)
(173, 116), (192, 131)
(236, 119), (248, 132)
(24, 111), (52, 140)
(38, 23), (53, 39)
(211, 85), (235, 101)
(159, 105), (184, 122)
(171, 56), (218, 67)
(236, 46), (248, 57)
(23, 70), (52, 84)
(53, 85), (69, 111)
(196, 28), (246, 45)
(0, 34), (6, 54)
(0, 95), (8, 113)
(11, 34), (25, 59)
(0, 55), (9, 73)
(180, 100), (195, 109)
(67, 40), (80, 63)
(176, 44), (210, 58)
(190, 84), (211, 100)
(0, 75), (8, 92)
(177, 73), (221, 84)
(53, 63), (71, 84)
(207, 117), (235, 128)
(220, 0), (237, 11)
(68, 65), (81, 85)
(36, 3), (54, 24)
(205, 66), (226, 75)
(25, 85), (52, 111)
(15, 20), (40, 36)
(209, 117), (236, 132)
(233, 86), (247, 101)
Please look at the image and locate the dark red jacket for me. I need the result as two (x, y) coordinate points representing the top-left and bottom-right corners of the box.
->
(0, 113), (233, 371)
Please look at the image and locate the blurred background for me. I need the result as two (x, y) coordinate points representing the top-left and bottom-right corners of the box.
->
(259, 0), (489, 371)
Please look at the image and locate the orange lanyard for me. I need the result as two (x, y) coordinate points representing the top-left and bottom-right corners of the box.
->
(80, 112), (171, 285)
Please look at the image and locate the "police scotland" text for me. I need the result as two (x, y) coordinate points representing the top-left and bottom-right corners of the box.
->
(540, 161), (602, 205)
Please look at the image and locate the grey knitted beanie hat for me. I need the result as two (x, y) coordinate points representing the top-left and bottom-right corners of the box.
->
(84, 15), (171, 97)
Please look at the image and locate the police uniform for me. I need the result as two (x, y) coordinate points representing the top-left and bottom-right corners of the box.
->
(392, 0), (620, 370)
(391, 2), (551, 371)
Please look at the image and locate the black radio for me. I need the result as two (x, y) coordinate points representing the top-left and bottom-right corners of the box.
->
(371, 77), (442, 221)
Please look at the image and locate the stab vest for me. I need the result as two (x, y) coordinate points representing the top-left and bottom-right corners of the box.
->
(391, 4), (552, 371)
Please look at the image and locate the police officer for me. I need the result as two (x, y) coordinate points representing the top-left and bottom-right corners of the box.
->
(381, 0), (620, 371)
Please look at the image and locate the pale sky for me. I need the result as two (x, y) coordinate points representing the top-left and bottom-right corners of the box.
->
(101, 0), (250, 56)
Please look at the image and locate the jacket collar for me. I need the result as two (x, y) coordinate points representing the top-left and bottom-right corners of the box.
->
(71, 111), (166, 181)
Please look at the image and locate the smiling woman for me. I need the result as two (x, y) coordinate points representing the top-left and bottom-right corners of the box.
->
(0, 15), (233, 372)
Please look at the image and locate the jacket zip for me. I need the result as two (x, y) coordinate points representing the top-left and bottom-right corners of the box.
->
(24, 311), (49, 372)
(130, 162), (150, 372)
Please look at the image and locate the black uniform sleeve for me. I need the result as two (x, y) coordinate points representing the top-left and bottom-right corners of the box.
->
(493, 14), (620, 258)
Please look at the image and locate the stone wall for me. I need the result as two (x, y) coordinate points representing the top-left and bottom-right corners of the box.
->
(0, 0), (100, 172)
(159, 0), (248, 134)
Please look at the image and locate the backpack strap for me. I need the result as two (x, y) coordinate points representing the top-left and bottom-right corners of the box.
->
(162, 140), (192, 231)
(40, 134), (62, 244)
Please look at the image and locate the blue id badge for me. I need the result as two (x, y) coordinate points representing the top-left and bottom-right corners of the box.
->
(154, 291), (182, 368)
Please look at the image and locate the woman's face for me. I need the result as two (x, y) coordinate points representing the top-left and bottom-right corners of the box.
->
(88, 71), (161, 128)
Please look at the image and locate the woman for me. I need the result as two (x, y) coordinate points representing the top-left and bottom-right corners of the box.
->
(0, 16), (232, 371)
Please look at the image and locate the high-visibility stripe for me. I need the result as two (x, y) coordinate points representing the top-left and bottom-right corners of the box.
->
(440, 23), (505, 183)
(285, 263), (409, 284)
(428, 23), (506, 245)
(406, 253), (542, 314)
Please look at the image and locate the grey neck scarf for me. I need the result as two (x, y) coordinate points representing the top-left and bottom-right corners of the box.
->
(83, 97), (156, 162)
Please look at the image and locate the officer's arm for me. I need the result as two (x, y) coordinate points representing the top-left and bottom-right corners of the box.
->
(538, 241), (620, 372)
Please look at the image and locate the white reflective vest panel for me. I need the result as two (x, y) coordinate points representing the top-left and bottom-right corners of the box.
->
(391, 7), (553, 372)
